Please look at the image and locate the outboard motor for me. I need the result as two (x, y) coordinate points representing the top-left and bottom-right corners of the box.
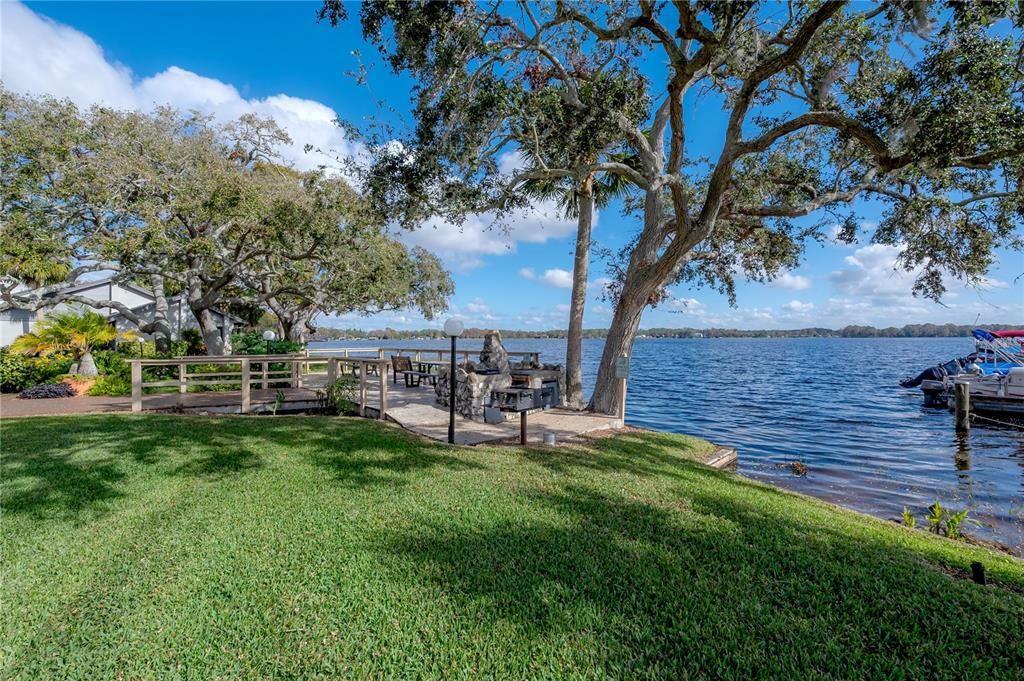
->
(900, 358), (964, 388)
(901, 365), (944, 388)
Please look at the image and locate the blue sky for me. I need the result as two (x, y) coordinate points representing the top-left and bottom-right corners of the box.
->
(4, 1), (1021, 330)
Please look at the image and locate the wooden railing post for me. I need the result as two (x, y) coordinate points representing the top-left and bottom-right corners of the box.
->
(294, 358), (304, 389)
(178, 361), (187, 405)
(262, 360), (269, 389)
(131, 360), (142, 413)
(359, 361), (368, 417)
(241, 358), (251, 413)
(379, 362), (388, 420)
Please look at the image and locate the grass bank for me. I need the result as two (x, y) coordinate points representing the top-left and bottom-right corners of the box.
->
(2, 415), (1022, 678)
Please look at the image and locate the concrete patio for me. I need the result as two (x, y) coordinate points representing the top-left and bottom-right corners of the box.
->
(1, 375), (622, 446)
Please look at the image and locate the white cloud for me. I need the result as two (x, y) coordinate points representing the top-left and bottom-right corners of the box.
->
(781, 300), (815, 313)
(770, 270), (811, 291)
(538, 268), (574, 289)
(554, 303), (571, 313)
(669, 297), (707, 315)
(2, 2), (359, 172)
(519, 265), (574, 288)
(392, 204), (576, 271)
(464, 297), (490, 314)
(829, 244), (916, 300)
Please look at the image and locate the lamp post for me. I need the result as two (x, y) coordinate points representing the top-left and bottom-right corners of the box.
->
(262, 329), (276, 355)
(443, 318), (464, 444)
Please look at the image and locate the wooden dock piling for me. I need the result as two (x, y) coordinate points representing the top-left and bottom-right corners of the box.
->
(954, 382), (970, 432)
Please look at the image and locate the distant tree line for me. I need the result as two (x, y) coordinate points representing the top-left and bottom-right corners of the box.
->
(310, 323), (1022, 342)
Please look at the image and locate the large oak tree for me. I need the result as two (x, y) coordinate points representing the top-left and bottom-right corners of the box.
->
(324, 0), (1024, 414)
(1, 91), (455, 354)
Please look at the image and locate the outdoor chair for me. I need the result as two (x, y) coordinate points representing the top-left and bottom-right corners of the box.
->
(391, 355), (432, 388)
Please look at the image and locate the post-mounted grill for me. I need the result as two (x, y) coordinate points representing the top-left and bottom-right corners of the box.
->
(485, 381), (561, 443)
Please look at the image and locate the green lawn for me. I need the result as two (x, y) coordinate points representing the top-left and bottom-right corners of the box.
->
(2, 415), (1022, 679)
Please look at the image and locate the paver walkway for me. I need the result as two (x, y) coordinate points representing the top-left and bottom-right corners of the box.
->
(381, 382), (621, 445)
(1, 378), (621, 446)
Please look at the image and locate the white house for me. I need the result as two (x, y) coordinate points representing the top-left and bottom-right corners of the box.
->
(0, 277), (240, 347)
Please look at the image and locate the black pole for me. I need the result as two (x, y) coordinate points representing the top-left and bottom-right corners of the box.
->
(266, 339), (271, 355)
(448, 334), (457, 444)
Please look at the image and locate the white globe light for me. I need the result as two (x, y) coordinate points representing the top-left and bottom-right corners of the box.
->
(262, 330), (277, 341)
(443, 318), (464, 337)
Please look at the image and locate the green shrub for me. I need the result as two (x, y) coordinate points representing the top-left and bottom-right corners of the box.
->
(181, 328), (205, 355)
(88, 374), (132, 396)
(316, 376), (358, 415)
(93, 350), (130, 379)
(0, 348), (30, 393)
(0, 348), (73, 393)
(114, 339), (189, 359)
(232, 331), (304, 355)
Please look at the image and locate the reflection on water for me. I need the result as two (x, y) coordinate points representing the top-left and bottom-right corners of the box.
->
(313, 336), (1024, 553)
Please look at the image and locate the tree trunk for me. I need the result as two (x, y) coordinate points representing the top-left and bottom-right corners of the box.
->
(267, 296), (314, 344)
(149, 274), (172, 353)
(285, 312), (313, 343)
(587, 289), (648, 415)
(193, 306), (226, 355)
(588, 189), (666, 415)
(564, 174), (594, 409)
(279, 316), (295, 344)
(78, 350), (98, 378)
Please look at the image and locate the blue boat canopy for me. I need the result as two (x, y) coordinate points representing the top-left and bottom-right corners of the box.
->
(972, 328), (996, 342)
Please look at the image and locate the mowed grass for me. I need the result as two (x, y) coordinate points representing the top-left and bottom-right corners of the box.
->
(1, 415), (1022, 679)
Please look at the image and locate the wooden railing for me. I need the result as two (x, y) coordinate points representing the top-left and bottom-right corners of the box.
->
(129, 354), (391, 418)
(304, 346), (542, 366)
(311, 356), (391, 418)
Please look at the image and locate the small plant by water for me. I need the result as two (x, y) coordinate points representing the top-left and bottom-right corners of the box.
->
(903, 501), (977, 541)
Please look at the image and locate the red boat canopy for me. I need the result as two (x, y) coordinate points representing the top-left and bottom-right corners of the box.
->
(991, 329), (1024, 338)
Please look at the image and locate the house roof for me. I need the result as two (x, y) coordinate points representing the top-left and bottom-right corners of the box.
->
(108, 294), (245, 324)
(41, 276), (155, 301)
(12, 276), (244, 324)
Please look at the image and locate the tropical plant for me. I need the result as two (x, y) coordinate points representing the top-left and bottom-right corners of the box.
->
(10, 311), (136, 378)
(901, 507), (916, 529)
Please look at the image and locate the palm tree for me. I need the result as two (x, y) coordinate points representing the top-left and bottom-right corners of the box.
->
(10, 311), (136, 378)
(521, 155), (636, 408)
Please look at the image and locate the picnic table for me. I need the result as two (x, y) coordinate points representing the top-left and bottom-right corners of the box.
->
(414, 360), (447, 373)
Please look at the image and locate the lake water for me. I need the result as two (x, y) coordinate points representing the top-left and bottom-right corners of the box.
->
(311, 337), (1024, 553)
